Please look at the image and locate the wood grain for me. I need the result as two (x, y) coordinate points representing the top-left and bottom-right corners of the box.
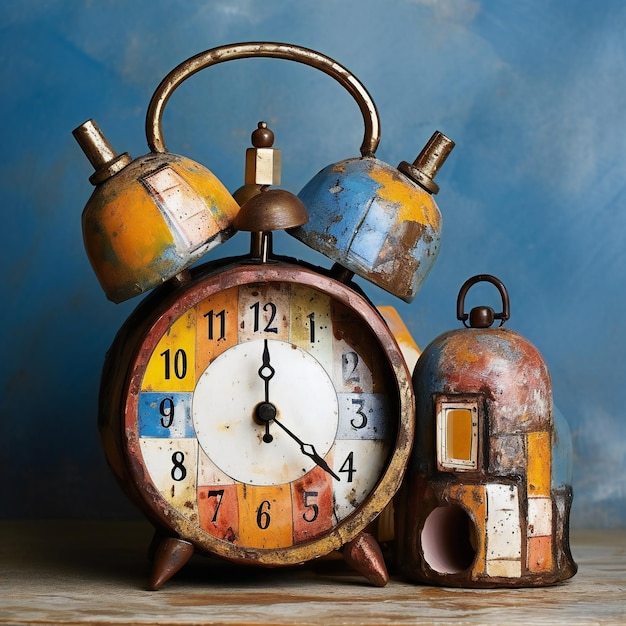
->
(0, 522), (624, 625)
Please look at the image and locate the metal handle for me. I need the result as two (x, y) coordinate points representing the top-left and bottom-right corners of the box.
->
(145, 42), (380, 157)
(456, 274), (510, 328)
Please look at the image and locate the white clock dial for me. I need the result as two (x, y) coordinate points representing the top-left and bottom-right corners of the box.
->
(192, 338), (339, 486)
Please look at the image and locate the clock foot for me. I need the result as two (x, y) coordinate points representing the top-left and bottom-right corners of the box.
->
(343, 532), (389, 587)
(148, 536), (195, 590)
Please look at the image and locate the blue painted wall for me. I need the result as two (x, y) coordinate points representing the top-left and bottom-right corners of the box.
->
(1, 0), (625, 528)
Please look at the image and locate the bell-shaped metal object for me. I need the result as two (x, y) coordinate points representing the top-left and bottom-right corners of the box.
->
(395, 275), (577, 587)
(235, 188), (309, 264)
(74, 119), (239, 304)
(291, 131), (454, 302)
(234, 188), (308, 233)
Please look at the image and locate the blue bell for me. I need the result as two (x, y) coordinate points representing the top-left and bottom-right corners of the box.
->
(290, 131), (454, 302)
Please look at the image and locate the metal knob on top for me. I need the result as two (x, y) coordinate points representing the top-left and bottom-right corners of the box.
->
(234, 122), (308, 234)
(72, 119), (132, 186)
(398, 131), (455, 195)
(245, 121), (281, 186)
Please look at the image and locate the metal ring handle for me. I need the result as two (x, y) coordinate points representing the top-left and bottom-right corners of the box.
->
(146, 42), (380, 157)
(456, 274), (510, 328)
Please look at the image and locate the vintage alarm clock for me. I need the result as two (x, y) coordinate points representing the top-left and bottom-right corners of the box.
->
(395, 274), (577, 587)
(99, 222), (414, 589)
(74, 43), (435, 589)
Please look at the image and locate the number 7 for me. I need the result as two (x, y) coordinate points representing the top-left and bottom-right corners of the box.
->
(207, 489), (225, 523)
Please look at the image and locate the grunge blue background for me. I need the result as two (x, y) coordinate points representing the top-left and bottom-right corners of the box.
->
(1, 0), (625, 528)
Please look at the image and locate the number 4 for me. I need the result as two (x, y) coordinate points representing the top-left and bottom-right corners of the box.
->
(338, 451), (356, 482)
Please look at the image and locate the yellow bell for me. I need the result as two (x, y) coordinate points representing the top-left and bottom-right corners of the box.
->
(74, 119), (238, 303)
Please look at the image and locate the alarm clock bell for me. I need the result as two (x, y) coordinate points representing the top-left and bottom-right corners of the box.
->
(73, 119), (239, 304)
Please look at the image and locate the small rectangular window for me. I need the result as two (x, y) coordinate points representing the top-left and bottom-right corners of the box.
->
(436, 396), (480, 471)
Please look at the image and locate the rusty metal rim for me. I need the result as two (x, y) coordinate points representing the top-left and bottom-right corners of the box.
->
(145, 41), (380, 158)
(121, 260), (414, 566)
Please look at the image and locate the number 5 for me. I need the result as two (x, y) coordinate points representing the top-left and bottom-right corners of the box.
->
(302, 491), (319, 523)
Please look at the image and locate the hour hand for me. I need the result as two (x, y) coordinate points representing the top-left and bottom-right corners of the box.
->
(272, 418), (340, 481)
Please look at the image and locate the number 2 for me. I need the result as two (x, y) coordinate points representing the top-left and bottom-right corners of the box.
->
(342, 351), (360, 384)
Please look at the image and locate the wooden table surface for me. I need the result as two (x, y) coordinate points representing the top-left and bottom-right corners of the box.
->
(0, 521), (624, 625)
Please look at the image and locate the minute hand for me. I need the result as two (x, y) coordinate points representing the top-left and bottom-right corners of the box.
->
(272, 418), (340, 481)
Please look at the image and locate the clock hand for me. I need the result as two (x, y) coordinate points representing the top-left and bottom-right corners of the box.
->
(271, 417), (341, 482)
(254, 339), (337, 479)
(258, 338), (275, 403)
(258, 339), (275, 443)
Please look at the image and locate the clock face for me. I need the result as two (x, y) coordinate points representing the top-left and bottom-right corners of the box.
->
(122, 262), (412, 565)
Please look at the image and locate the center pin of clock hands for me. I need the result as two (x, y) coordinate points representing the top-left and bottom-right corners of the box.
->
(255, 339), (340, 481)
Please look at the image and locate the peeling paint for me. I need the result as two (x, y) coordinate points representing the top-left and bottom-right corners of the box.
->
(291, 156), (442, 301)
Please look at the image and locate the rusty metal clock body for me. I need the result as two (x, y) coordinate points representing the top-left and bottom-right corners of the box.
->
(72, 41), (456, 589)
(99, 254), (414, 587)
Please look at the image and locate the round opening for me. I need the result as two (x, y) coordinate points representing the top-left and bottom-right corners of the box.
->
(422, 505), (477, 574)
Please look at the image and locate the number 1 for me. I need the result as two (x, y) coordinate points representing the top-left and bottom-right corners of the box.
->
(307, 312), (315, 343)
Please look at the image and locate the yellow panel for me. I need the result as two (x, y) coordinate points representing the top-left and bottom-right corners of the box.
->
(237, 484), (293, 549)
(370, 166), (440, 231)
(142, 309), (196, 392)
(527, 432), (551, 496)
(447, 409), (473, 461)
(437, 399), (478, 470)
(101, 184), (175, 272)
(486, 559), (522, 578)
